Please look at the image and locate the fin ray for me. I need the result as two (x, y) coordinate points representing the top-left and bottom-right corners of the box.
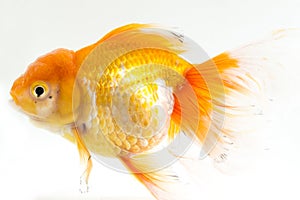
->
(120, 154), (196, 200)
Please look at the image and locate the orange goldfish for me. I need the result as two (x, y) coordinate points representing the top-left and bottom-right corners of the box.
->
(10, 24), (287, 199)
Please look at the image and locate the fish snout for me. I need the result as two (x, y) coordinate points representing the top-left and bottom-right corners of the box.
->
(10, 89), (20, 105)
(10, 79), (23, 105)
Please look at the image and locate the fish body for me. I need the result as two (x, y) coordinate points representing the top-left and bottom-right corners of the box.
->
(10, 24), (284, 199)
(77, 49), (186, 156)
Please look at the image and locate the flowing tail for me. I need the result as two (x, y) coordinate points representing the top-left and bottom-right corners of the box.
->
(171, 33), (288, 165)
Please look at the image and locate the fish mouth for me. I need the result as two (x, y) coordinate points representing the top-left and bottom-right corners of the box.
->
(9, 98), (47, 122)
(9, 98), (23, 112)
(9, 98), (74, 133)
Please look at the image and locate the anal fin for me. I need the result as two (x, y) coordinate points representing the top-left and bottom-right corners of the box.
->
(120, 153), (197, 200)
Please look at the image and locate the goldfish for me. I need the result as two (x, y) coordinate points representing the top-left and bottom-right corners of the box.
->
(10, 24), (289, 199)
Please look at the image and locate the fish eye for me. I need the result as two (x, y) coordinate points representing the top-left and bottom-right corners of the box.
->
(30, 81), (49, 99)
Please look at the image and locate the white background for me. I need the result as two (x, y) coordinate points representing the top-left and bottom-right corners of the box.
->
(0, 0), (300, 199)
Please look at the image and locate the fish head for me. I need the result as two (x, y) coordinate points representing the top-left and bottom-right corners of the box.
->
(10, 48), (78, 128)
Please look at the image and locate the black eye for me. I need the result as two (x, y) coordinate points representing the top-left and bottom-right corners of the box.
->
(35, 86), (45, 97)
(31, 81), (49, 99)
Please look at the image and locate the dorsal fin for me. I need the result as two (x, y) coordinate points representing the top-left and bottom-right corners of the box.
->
(75, 23), (188, 67)
(97, 23), (152, 43)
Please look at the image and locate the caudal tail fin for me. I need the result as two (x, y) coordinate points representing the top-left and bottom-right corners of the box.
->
(170, 29), (296, 165)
